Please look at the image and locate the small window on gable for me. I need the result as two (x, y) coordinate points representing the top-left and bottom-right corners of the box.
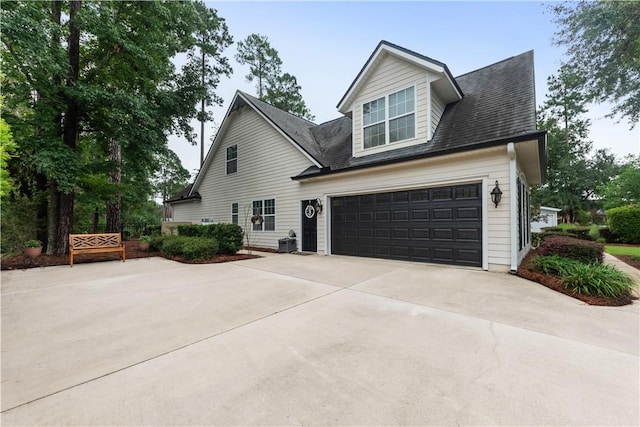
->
(226, 145), (237, 174)
(363, 86), (415, 149)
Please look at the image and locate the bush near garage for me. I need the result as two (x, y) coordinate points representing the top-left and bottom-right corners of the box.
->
(176, 223), (243, 254)
(606, 205), (640, 244)
(538, 235), (604, 264)
(160, 235), (219, 261)
(529, 255), (635, 299)
(540, 226), (593, 241)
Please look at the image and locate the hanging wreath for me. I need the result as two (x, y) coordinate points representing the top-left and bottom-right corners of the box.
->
(251, 214), (264, 225)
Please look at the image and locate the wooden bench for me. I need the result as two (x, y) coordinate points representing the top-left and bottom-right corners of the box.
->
(69, 233), (126, 267)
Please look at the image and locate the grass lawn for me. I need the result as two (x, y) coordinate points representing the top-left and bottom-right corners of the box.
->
(605, 245), (640, 257)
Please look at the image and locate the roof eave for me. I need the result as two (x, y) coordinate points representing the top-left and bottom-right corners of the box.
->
(292, 131), (547, 181)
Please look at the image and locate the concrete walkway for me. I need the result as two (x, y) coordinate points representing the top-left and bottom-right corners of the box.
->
(1, 254), (638, 426)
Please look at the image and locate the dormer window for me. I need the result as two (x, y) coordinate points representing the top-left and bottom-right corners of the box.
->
(363, 86), (415, 149)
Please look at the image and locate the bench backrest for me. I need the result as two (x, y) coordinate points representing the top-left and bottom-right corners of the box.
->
(69, 233), (122, 249)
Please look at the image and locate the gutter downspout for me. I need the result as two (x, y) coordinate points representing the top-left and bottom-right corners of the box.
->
(508, 142), (518, 274)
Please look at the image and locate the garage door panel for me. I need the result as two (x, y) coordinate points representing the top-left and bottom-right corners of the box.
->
(433, 208), (453, 220)
(412, 228), (429, 240)
(433, 228), (453, 240)
(331, 183), (482, 267)
(393, 228), (410, 239)
(456, 206), (481, 220)
(412, 209), (430, 220)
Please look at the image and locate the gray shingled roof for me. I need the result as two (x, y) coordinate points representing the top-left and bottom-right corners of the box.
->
(165, 183), (200, 203)
(289, 49), (543, 178)
(173, 47), (543, 196)
(237, 92), (325, 165)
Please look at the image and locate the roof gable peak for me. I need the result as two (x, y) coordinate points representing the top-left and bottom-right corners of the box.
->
(337, 41), (462, 113)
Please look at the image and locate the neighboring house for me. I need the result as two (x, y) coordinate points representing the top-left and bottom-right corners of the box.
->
(168, 41), (546, 272)
(531, 206), (561, 232)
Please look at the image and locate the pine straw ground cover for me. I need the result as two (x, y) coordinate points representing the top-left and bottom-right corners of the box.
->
(517, 249), (639, 306)
(1, 239), (260, 271)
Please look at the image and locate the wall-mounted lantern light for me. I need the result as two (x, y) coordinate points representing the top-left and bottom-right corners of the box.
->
(314, 198), (323, 214)
(490, 180), (502, 208)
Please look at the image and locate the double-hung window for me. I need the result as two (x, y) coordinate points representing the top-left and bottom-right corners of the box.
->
(226, 145), (237, 174)
(231, 203), (238, 225)
(252, 198), (276, 231)
(363, 86), (415, 149)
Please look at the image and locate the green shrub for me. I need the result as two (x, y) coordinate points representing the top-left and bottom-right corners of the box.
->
(160, 235), (219, 260)
(177, 224), (202, 237)
(529, 255), (574, 276)
(175, 223), (243, 255)
(606, 205), (640, 244)
(575, 210), (591, 226)
(211, 223), (243, 254)
(567, 226), (593, 240)
(532, 232), (544, 247)
(160, 235), (184, 259)
(598, 226), (620, 243)
(149, 234), (166, 251)
(181, 237), (218, 260)
(562, 262), (635, 298)
(539, 235), (604, 264)
(530, 255), (635, 298)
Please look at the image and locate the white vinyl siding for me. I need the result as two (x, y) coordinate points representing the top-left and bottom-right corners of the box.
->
(171, 100), (522, 271)
(352, 54), (435, 157)
(431, 90), (446, 137)
(298, 146), (512, 270)
(172, 105), (314, 249)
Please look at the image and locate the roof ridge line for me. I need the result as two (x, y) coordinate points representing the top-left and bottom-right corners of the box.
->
(455, 50), (534, 79)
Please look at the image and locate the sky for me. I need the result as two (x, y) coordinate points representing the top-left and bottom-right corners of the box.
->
(169, 1), (640, 178)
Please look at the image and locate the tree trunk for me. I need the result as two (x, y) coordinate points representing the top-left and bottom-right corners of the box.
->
(105, 138), (121, 233)
(200, 47), (205, 168)
(54, 0), (82, 256)
(46, 182), (59, 255)
(45, 0), (62, 255)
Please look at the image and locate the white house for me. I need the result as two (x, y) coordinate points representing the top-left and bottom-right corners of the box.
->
(168, 41), (547, 272)
(531, 206), (562, 232)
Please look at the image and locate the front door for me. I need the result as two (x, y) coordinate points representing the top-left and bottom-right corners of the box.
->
(301, 200), (318, 252)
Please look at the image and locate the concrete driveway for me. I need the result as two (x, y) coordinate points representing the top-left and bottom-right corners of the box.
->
(2, 253), (639, 426)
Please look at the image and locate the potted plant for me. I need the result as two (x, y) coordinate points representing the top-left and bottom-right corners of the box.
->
(24, 239), (43, 258)
(138, 235), (151, 251)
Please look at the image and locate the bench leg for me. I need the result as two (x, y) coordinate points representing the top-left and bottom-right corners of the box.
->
(70, 252), (74, 268)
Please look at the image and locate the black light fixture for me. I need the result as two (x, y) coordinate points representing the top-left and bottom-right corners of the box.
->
(314, 198), (323, 214)
(490, 180), (502, 208)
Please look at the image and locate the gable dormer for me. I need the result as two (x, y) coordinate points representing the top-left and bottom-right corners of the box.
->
(337, 41), (462, 158)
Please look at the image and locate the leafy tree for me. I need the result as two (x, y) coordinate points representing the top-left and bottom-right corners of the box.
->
(236, 33), (314, 120)
(180, 2), (233, 167)
(534, 65), (593, 221)
(235, 33), (282, 99)
(264, 73), (315, 121)
(150, 148), (191, 220)
(1, 1), (233, 254)
(0, 104), (17, 198)
(599, 156), (640, 209)
(551, 1), (640, 128)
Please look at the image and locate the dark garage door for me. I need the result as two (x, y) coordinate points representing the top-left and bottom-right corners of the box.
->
(331, 183), (482, 267)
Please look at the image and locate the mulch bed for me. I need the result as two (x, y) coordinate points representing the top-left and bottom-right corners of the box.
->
(1, 240), (260, 271)
(517, 249), (636, 306)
